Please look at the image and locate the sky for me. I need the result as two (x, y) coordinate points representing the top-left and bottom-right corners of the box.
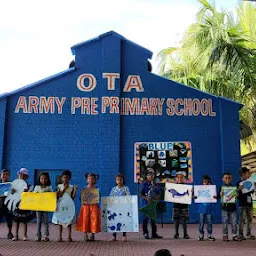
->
(0, 0), (241, 94)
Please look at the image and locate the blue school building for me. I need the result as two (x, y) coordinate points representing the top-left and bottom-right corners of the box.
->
(0, 31), (242, 223)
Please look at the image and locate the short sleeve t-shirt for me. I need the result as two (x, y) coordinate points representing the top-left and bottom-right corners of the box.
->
(58, 184), (73, 197)
(109, 186), (131, 196)
(34, 185), (53, 192)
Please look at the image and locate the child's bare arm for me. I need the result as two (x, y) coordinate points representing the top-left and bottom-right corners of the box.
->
(71, 185), (78, 199)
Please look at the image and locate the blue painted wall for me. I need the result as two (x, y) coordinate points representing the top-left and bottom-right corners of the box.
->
(0, 31), (242, 224)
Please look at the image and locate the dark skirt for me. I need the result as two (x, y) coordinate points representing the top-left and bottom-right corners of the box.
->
(12, 209), (35, 223)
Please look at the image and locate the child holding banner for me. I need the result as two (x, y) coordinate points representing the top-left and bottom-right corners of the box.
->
(109, 173), (131, 242)
(173, 171), (190, 239)
(34, 172), (53, 242)
(0, 169), (13, 239)
(194, 175), (216, 241)
(219, 172), (239, 241)
(12, 168), (35, 241)
(57, 170), (78, 242)
(237, 167), (255, 240)
(76, 173), (101, 241)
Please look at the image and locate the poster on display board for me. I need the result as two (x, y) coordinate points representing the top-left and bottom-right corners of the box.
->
(134, 141), (192, 183)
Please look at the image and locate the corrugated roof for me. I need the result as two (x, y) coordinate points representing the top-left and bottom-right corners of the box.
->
(242, 151), (256, 174)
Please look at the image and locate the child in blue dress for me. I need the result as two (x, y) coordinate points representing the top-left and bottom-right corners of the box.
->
(109, 173), (130, 242)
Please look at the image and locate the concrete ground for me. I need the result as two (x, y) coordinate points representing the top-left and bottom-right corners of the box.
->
(0, 223), (256, 256)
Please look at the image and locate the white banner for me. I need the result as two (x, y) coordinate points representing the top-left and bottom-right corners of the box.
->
(101, 196), (139, 233)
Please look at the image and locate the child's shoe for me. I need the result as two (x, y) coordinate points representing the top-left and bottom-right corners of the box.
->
(223, 236), (229, 242)
(232, 236), (241, 241)
(144, 233), (150, 239)
(174, 233), (179, 239)
(12, 236), (18, 241)
(23, 236), (28, 241)
(239, 234), (246, 240)
(67, 236), (73, 242)
(84, 234), (89, 242)
(208, 236), (215, 241)
(121, 236), (127, 242)
(35, 237), (41, 242)
(42, 237), (49, 242)
(183, 234), (190, 239)
(198, 236), (204, 241)
(247, 234), (255, 240)
(7, 232), (14, 239)
(90, 233), (95, 241)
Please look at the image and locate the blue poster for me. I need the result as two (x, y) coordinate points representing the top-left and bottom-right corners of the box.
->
(0, 182), (12, 196)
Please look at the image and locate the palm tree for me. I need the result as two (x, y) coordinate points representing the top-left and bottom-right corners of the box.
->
(157, 0), (256, 150)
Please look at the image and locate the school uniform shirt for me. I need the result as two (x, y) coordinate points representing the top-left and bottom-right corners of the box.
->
(218, 184), (237, 212)
(109, 186), (131, 196)
(141, 181), (161, 207)
(34, 185), (53, 192)
(237, 181), (253, 207)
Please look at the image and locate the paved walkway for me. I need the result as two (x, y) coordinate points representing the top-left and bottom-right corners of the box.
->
(0, 223), (256, 256)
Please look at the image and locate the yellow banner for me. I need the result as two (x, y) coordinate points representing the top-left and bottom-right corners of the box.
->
(19, 192), (57, 212)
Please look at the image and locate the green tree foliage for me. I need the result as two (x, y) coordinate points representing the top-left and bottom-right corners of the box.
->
(157, 0), (256, 150)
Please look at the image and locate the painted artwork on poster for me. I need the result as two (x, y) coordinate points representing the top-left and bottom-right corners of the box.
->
(240, 179), (255, 194)
(19, 192), (57, 212)
(0, 182), (12, 196)
(101, 196), (139, 233)
(81, 188), (99, 205)
(52, 193), (76, 227)
(194, 185), (217, 203)
(164, 183), (193, 205)
(134, 141), (192, 183)
(221, 186), (237, 204)
(4, 179), (28, 212)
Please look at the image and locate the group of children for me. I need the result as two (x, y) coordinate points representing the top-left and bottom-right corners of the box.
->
(0, 167), (255, 242)
(0, 168), (131, 242)
(141, 167), (255, 242)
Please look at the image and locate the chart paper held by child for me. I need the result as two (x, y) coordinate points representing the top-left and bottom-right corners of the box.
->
(101, 195), (139, 233)
(165, 183), (192, 204)
(81, 188), (99, 204)
(19, 192), (57, 212)
(221, 186), (237, 204)
(194, 185), (217, 203)
(0, 182), (12, 196)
